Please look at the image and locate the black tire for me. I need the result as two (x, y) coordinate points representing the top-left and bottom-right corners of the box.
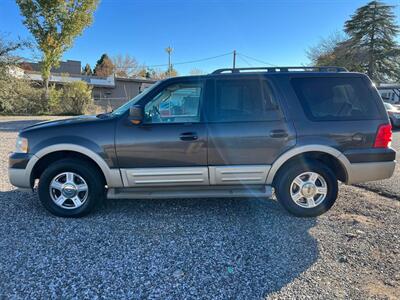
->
(38, 159), (105, 217)
(274, 160), (338, 217)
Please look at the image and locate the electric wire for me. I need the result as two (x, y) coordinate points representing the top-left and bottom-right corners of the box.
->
(237, 52), (276, 67)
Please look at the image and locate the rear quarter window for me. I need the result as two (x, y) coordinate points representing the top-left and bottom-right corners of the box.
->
(291, 77), (380, 121)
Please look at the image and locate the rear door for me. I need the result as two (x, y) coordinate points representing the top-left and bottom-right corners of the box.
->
(205, 76), (296, 185)
(115, 78), (208, 187)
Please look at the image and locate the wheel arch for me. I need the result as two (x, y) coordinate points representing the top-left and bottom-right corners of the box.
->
(267, 145), (351, 185)
(28, 144), (123, 188)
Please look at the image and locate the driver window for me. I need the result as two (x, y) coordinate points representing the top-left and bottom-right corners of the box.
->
(144, 82), (203, 124)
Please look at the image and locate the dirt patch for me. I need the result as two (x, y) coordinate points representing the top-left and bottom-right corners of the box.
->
(329, 212), (382, 227)
(365, 279), (400, 300)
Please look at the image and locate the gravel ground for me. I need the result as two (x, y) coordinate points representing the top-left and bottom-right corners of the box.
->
(0, 116), (399, 299)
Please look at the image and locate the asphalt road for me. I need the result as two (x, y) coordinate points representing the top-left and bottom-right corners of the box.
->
(0, 117), (399, 299)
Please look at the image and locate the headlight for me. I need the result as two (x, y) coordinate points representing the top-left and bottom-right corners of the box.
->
(15, 136), (28, 153)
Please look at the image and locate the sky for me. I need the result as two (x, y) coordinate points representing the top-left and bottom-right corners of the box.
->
(0, 0), (399, 75)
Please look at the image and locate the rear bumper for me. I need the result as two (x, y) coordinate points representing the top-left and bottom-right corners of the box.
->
(343, 148), (396, 163)
(346, 161), (396, 184)
(342, 148), (396, 184)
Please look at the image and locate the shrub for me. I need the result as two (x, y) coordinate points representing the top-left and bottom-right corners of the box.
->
(48, 85), (62, 114)
(59, 81), (93, 115)
(0, 75), (46, 115)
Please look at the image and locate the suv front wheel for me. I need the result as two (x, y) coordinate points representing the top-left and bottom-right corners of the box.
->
(38, 159), (105, 217)
(274, 160), (338, 217)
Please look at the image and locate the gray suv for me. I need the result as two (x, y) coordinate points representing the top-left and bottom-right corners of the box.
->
(9, 67), (396, 217)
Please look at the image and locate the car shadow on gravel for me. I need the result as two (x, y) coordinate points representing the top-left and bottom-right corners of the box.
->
(0, 120), (49, 132)
(0, 190), (318, 299)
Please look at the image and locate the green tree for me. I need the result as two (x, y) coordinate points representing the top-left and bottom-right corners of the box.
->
(94, 54), (114, 76)
(344, 1), (400, 82)
(82, 63), (92, 75)
(307, 32), (366, 73)
(16, 0), (99, 95)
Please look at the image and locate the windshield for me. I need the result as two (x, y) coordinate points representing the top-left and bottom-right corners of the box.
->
(384, 102), (395, 110)
(111, 82), (160, 115)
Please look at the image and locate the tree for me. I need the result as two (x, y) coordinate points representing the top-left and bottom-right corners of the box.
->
(135, 67), (177, 80)
(344, 1), (400, 82)
(112, 54), (140, 77)
(308, 1), (400, 83)
(307, 32), (366, 72)
(0, 36), (45, 114)
(94, 53), (114, 76)
(16, 0), (99, 95)
(82, 63), (92, 75)
(0, 36), (29, 70)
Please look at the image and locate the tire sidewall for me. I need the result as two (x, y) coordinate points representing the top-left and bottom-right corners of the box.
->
(38, 160), (103, 217)
(275, 161), (338, 217)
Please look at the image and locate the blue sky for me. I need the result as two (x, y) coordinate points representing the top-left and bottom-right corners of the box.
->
(1, 0), (399, 75)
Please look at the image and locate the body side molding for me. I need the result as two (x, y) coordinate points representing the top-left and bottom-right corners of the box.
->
(209, 165), (270, 185)
(121, 167), (209, 186)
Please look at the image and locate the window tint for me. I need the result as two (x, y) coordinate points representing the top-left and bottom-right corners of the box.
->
(209, 79), (280, 122)
(144, 83), (202, 124)
(292, 77), (379, 121)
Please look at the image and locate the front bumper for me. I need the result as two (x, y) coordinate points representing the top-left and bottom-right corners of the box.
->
(8, 152), (38, 190)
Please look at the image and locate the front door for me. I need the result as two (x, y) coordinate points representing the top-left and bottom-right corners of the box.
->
(115, 79), (208, 187)
(205, 76), (296, 185)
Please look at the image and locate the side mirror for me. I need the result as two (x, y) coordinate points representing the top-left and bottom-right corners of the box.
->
(129, 105), (144, 125)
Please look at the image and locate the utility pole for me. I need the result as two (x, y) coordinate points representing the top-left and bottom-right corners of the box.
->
(233, 50), (236, 69)
(165, 46), (173, 77)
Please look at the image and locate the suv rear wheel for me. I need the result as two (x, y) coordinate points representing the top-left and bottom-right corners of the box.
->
(274, 160), (338, 217)
(38, 159), (105, 217)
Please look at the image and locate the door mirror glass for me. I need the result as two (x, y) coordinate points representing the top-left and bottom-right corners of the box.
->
(129, 105), (144, 124)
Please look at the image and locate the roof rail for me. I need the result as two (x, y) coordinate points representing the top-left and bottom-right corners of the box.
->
(211, 66), (348, 74)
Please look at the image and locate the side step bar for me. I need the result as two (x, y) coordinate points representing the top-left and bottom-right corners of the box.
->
(107, 185), (273, 199)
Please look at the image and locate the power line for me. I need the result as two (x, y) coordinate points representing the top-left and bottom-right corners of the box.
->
(145, 51), (233, 68)
(237, 52), (276, 67)
(237, 54), (253, 67)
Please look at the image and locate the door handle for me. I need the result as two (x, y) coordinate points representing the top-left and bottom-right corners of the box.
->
(270, 130), (288, 138)
(180, 132), (198, 141)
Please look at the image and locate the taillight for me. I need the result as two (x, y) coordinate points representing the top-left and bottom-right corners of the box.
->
(373, 124), (392, 148)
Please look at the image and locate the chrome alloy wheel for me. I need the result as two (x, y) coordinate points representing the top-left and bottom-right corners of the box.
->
(49, 172), (89, 209)
(289, 171), (328, 208)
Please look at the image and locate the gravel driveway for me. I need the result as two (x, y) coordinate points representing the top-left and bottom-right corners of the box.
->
(0, 116), (399, 299)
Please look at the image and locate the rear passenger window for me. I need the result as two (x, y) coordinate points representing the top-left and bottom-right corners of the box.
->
(292, 77), (379, 121)
(209, 79), (281, 122)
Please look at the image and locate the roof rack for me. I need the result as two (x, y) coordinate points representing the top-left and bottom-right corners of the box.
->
(211, 66), (348, 74)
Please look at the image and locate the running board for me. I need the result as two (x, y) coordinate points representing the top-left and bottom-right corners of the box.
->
(107, 185), (273, 199)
